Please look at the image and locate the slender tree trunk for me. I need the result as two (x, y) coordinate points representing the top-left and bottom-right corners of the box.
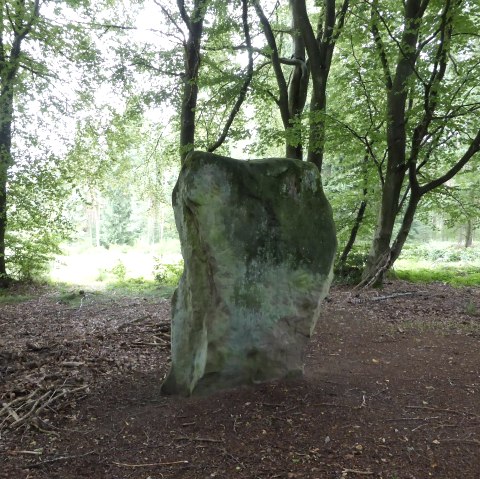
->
(337, 197), (367, 270)
(389, 191), (421, 265)
(337, 152), (369, 271)
(291, 0), (349, 171)
(159, 205), (166, 248)
(93, 191), (101, 248)
(286, 0), (309, 161)
(178, 0), (208, 163)
(0, 88), (14, 286)
(89, 209), (94, 246)
(362, 168), (406, 282)
(465, 220), (473, 248)
(0, 162), (8, 285)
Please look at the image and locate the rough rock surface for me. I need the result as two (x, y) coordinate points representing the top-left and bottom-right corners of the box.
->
(162, 151), (336, 396)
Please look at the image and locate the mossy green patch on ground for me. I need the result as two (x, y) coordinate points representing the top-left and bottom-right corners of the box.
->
(392, 264), (480, 287)
(0, 293), (34, 304)
(105, 278), (176, 299)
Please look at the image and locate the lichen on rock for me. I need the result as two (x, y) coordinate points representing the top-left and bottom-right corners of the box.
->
(161, 151), (336, 396)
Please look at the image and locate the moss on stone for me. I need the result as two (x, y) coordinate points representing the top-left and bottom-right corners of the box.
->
(162, 151), (337, 396)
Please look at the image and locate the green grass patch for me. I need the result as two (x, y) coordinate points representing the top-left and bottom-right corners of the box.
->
(104, 278), (176, 299)
(392, 265), (480, 287)
(0, 293), (34, 304)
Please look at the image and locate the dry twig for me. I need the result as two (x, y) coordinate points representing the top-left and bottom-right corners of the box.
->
(1, 385), (89, 431)
(174, 435), (223, 443)
(24, 451), (95, 468)
(342, 468), (374, 475)
(112, 460), (189, 467)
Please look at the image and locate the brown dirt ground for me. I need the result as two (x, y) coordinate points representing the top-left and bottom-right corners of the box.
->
(1, 280), (479, 479)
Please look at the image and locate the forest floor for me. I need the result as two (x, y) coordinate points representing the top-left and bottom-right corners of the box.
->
(1, 280), (480, 479)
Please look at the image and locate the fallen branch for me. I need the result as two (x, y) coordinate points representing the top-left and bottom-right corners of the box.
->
(386, 416), (440, 422)
(313, 403), (351, 408)
(112, 460), (189, 467)
(442, 438), (480, 446)
(370, 291), (427, 301)
(0, 390), (37, 416)
(174, 435), (223, 443)
(10, 449), (44, 455)
(25, 451), (95, 468)
(1, 385), (89, 431)
(117, 316), (151, 330)
(342, 468), (374, 475)
(405, 405), (479, 418)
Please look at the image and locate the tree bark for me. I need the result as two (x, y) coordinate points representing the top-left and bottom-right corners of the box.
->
(291, 0), (349, 171)
(337, 197), (367, 273)
(0, 0), (40, 285)
(337, 152), (370, 271)
(0, 84), (14, 285)
(389, 190), (421, 265)
(362, 0), (426, 284)
(286, 0), (309, 160)
(178, 0), (208, 163)
(207, 0), (253, 154)
(465, 220), (473, 248)
(253, 0), (295, 158)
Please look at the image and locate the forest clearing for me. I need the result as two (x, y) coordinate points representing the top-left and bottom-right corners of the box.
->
(1, 280), (479, 479)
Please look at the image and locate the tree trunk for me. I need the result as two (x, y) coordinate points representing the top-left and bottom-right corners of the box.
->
(93, 191), (101, 248)
(389, 191), (421, 265)
(362, 167), (406, 283)
(159, 204), (166, 247)
(0, 162), (8, 286)
(178, 0), (207, 163)
(0, 88), (14, 286)
(465, 220), (473, 248)
(291, 0), (349, 171)
(362, 0), (426, 285)
(337, 197), (367, 271)
(286, 0), (309, 161)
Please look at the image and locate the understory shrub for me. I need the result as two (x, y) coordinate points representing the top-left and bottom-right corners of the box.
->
(400, 244), (480, 263)
(153, 259), (183, 286)
(334, 248), (369, 284)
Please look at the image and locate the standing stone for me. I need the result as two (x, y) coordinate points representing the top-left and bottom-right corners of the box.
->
(162, 151), (336, 396)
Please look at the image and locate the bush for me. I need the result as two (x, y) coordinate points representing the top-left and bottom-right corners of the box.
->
(334, 249), (369, 284)
(400, 243), (480, 263)
(6, 232), (61, 281)
(153, 259), (183, 286)
(110, 261), (127, 281)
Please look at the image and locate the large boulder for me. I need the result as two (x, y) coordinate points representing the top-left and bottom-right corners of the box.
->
(162, 151), (336, 396)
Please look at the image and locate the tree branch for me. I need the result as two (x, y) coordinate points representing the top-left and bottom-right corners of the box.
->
(421, 129), (480, 195)
(253, 0), (290, 129)
(207, 0), (254, 152)
(155, 1), (186, 44)
(176, 0), (191, 32)
(370, 0), (392, 90)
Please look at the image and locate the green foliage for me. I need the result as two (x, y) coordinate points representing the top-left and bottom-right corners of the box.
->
(110, 261), (127, 281)
(6, 232), (61, 282)
(153, 259), (184, 286)
(6, 156), (74, 281)
(334, 247), (370, 284)
(400, 244), (480, 263)
(102, 190), (140, 246)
